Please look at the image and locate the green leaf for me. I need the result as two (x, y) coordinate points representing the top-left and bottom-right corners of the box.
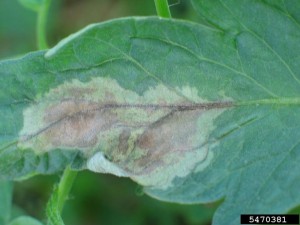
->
(8, 216), (43, 225)
(0, 181), (12, 225)
(0, 1), (300, 224)
(182, 0), (300, 224)
(18, 0), (45, 12)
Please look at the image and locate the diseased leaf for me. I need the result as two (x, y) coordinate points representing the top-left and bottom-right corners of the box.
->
(0, 17), (239, 182)
(0, 1), (300, 224)
(19, 76), (231, 188)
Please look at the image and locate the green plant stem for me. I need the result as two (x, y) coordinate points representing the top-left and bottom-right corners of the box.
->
(154, 0), (172, 18)
(46, 167), (78, 225)
(37, 0), (51, 50)
(56, 167), (78, 213)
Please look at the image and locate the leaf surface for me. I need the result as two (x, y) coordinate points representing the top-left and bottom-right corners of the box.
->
(8, 216), (43, 225)
(0, 1), (300, 223)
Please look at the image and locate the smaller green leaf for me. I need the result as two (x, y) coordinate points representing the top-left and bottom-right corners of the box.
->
(0, 181), (12, 225)
(18, 0), (45, 12)
(8, 216), (43, 225)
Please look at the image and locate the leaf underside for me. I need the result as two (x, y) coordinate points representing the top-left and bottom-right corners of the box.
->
(0, 0), (300, 224)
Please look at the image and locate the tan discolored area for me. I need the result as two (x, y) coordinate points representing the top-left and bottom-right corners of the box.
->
(19, 77), (232, 189)
(118, 129), (131, 155)
(43, 100), (118, 149)
(131, 110), (202, 174)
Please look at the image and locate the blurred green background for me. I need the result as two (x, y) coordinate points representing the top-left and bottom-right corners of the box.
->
(0, 0), (217, 224)
(0, 0), (199, 58)
(13, 172), (218, 225)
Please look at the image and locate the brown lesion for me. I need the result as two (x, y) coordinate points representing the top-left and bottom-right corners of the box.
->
(118, 129), (131, 155)
(127, 109), (204, 174)
(21, 95), (233, 168)
(19, 77), (236, 186)
(34, 99), (120, 149)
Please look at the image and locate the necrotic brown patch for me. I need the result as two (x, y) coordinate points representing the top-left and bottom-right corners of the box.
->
(41, 99), (119, 149)
(127, 110), (202, 174)
(118, 129), (131, 154)
(19, 78), (233, 186)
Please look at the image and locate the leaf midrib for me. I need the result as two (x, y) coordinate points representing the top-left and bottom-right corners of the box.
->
(236, 97), (300, 106)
